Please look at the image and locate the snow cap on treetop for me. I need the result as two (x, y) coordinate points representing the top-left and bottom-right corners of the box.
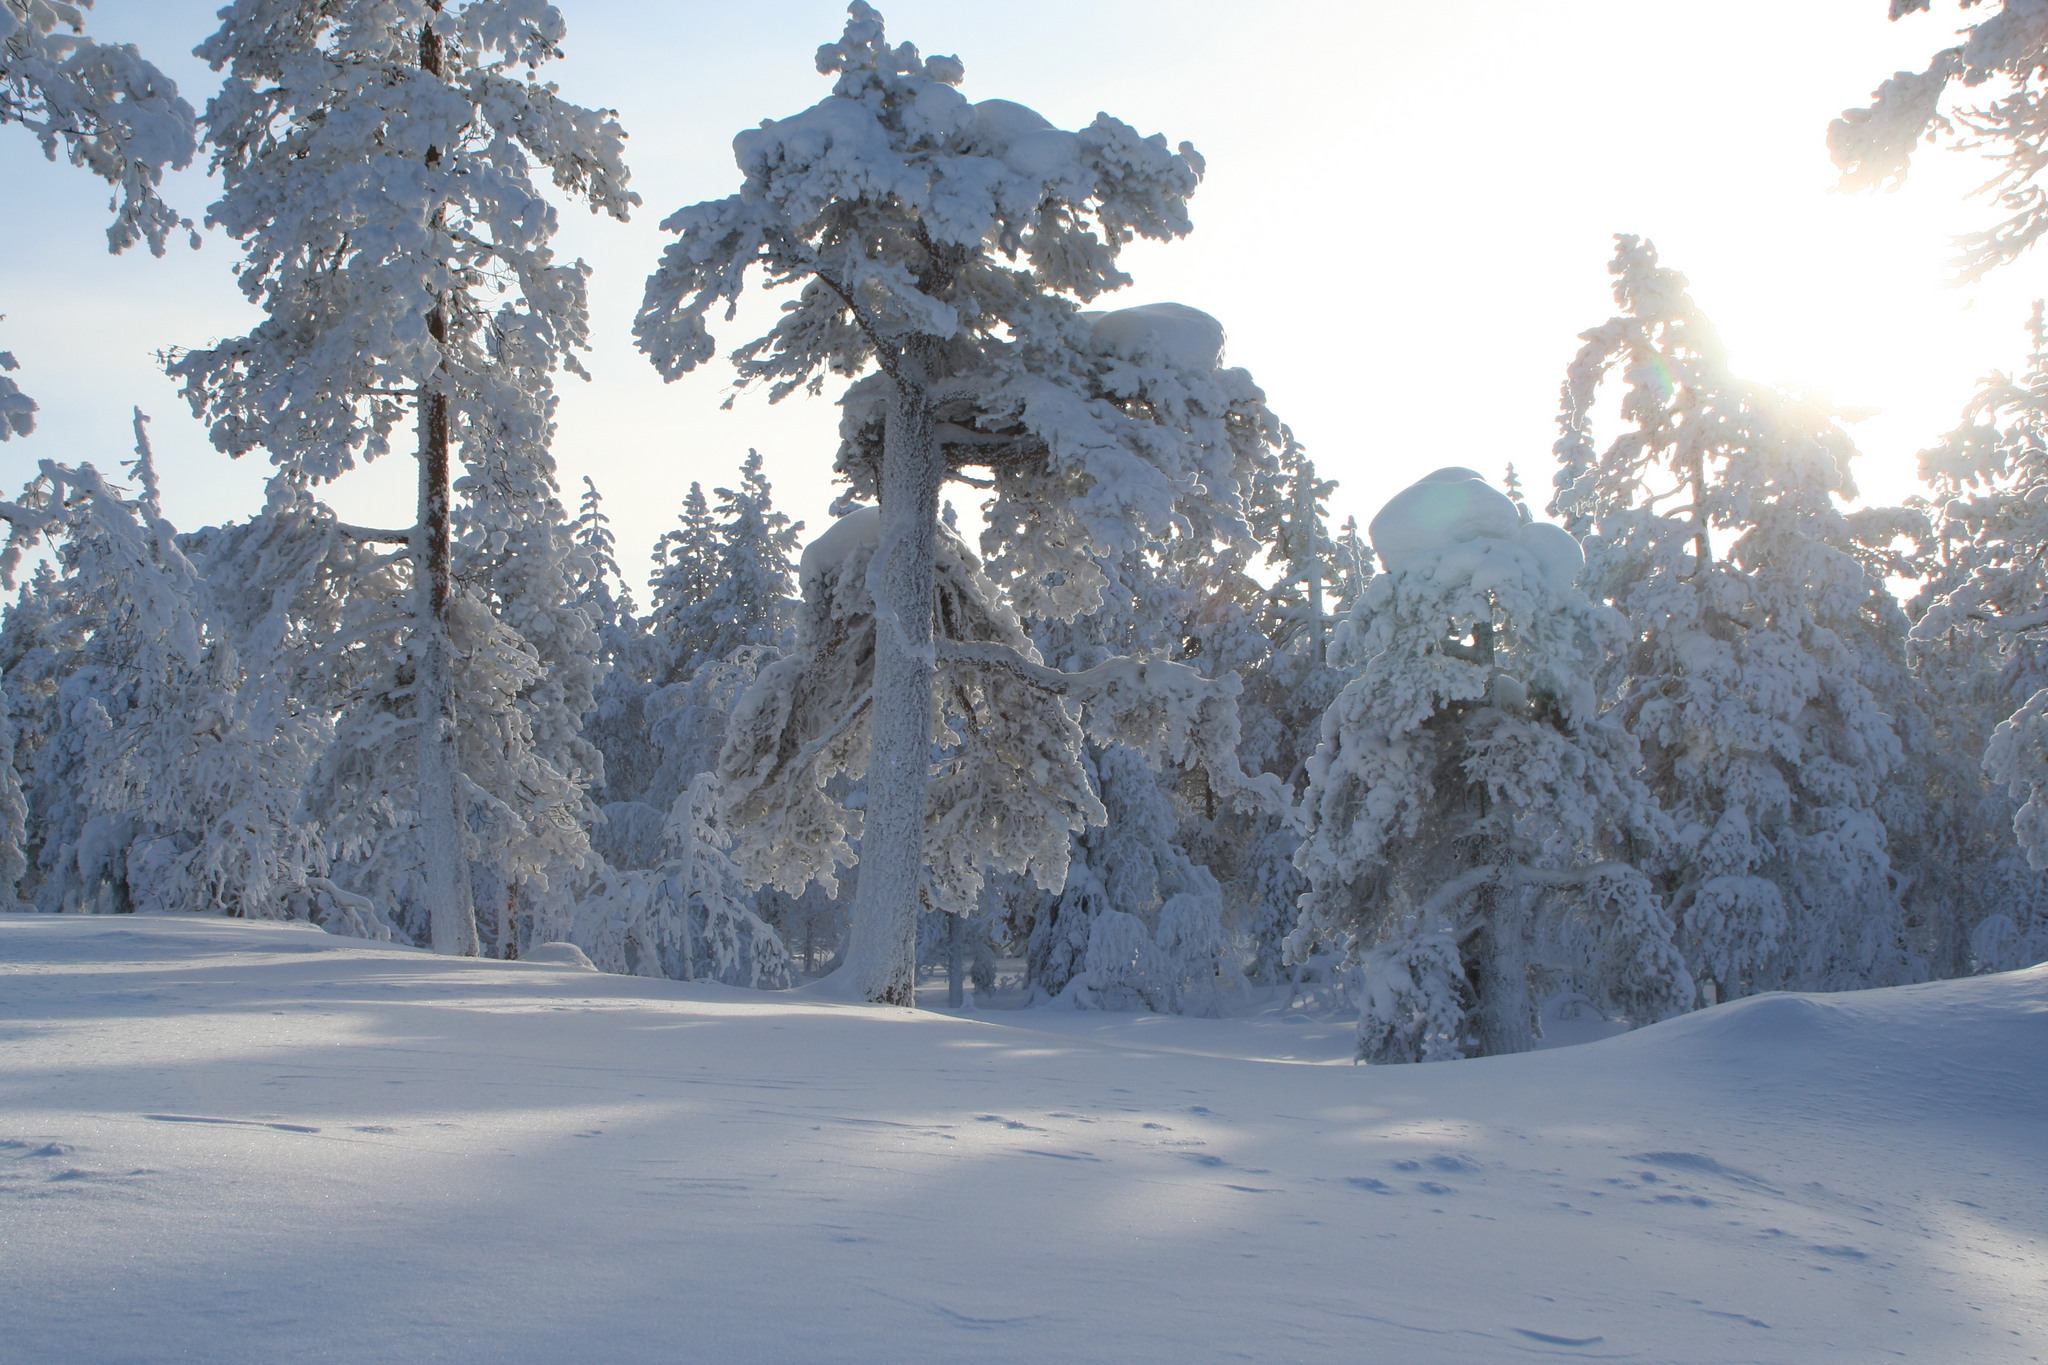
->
(798, 504), (881, 586)
(968, 99), (1082, 179)
(1086, 303), (1227, 372)
(1370, 467), (1584, 589)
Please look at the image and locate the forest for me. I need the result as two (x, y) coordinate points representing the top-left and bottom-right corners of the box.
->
(5, 0), (2048, 1066)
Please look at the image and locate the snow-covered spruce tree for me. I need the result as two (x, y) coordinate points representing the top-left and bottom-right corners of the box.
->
(0, 426), (331, 921)
(184, 475), (405, 936)
(1, 0), (197, 438)
(569, 474), (639, 673)
(590, 455), (803, 863)
(0, 560), (64, 907)
(1025, 426), (1335, 1010)
(1219, 437), (1352, 988)
(572, 472), (659, 851)
(1551, 236), (1918, 999)
(0, 679), (24, 909)
(655, 450), (802, 683)
(643, 482), (718, 688)
(1019, 535), (1237, 1011)
(1832, 0), (2048, 280)
(0, 444), (201, 915)
(1909, 301), (2048, 969)
(638, 4), (1280, 1003)
(1292, 468), (1691, 1062)
(0, 423), (353, 925)
(170, 0), (633, 954)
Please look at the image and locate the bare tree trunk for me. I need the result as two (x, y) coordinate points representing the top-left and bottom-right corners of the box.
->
(415, 368), (476, 957)
(836, 340), (942, 1005)
(413, 8), (475, 957)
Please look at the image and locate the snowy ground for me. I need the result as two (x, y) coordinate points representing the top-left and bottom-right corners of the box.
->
(2, 918), (2043, 1364)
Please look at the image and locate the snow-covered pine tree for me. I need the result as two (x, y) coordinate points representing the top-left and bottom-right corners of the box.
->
(170, 0), (634, 954)
(0, 0), (196, 255)
(638, 4), (1279, 1003)
(1909, 300), (2048, 969)
(1, 0), (197, 439)
(1292, 469), (1692, 1062)
(1551, 235), (1918, 1000)
(1832, 0), (2048, 280)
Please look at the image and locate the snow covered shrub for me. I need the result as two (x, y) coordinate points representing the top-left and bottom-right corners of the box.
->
(1292, 468), (1692, 1062)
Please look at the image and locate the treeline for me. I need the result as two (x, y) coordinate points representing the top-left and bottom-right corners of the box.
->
(5, 1), (2048, 1062)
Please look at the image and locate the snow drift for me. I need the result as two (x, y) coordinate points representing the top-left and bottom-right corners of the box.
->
(1, 916), (2039, 1364)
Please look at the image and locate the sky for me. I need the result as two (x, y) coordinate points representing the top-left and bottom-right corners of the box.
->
(5, 0), (2047, 595)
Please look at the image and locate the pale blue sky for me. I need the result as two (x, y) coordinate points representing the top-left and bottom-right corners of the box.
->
(3, 0), (2040, 589)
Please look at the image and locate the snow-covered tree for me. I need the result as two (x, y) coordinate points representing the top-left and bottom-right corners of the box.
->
(169, 0), (634, 954)
(1551, 236), (1918, 999)
(1, 0), (197, 439)
(644, 482), (717, 685)
(1832, 0), (2048, 279)
(0, 419), (356, 926)
(569, 475), (638, 667)
(569, 774), (793, 988)
(643, 451), (800, 688)
(1907, 300), (2048, 968)
(0, 442), (199, 914)
(1292, 468), (1692, 1062)
(638, 4), (1281, 1003)
(0, 0), (195, 255)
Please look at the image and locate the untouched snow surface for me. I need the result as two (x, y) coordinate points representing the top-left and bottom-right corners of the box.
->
(2, 918), (2043, 1364)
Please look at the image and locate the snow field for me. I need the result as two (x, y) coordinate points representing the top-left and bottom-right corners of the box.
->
(2, 917), (2042, 1364)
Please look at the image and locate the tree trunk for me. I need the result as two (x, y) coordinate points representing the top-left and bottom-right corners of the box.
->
(412, 7), (475, 958)
(836, 342), (942, 1005)
(415, 374), (477, 957)
(1462, 894), (1535, 1057)
(946, 910), (965, 1008)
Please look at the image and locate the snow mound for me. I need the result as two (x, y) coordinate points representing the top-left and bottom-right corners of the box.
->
(1369, 469), (1584, 588)
(522, 942), (597, 970)
(798, 505), (880, 585)
(1087, 302), (1226, 372)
